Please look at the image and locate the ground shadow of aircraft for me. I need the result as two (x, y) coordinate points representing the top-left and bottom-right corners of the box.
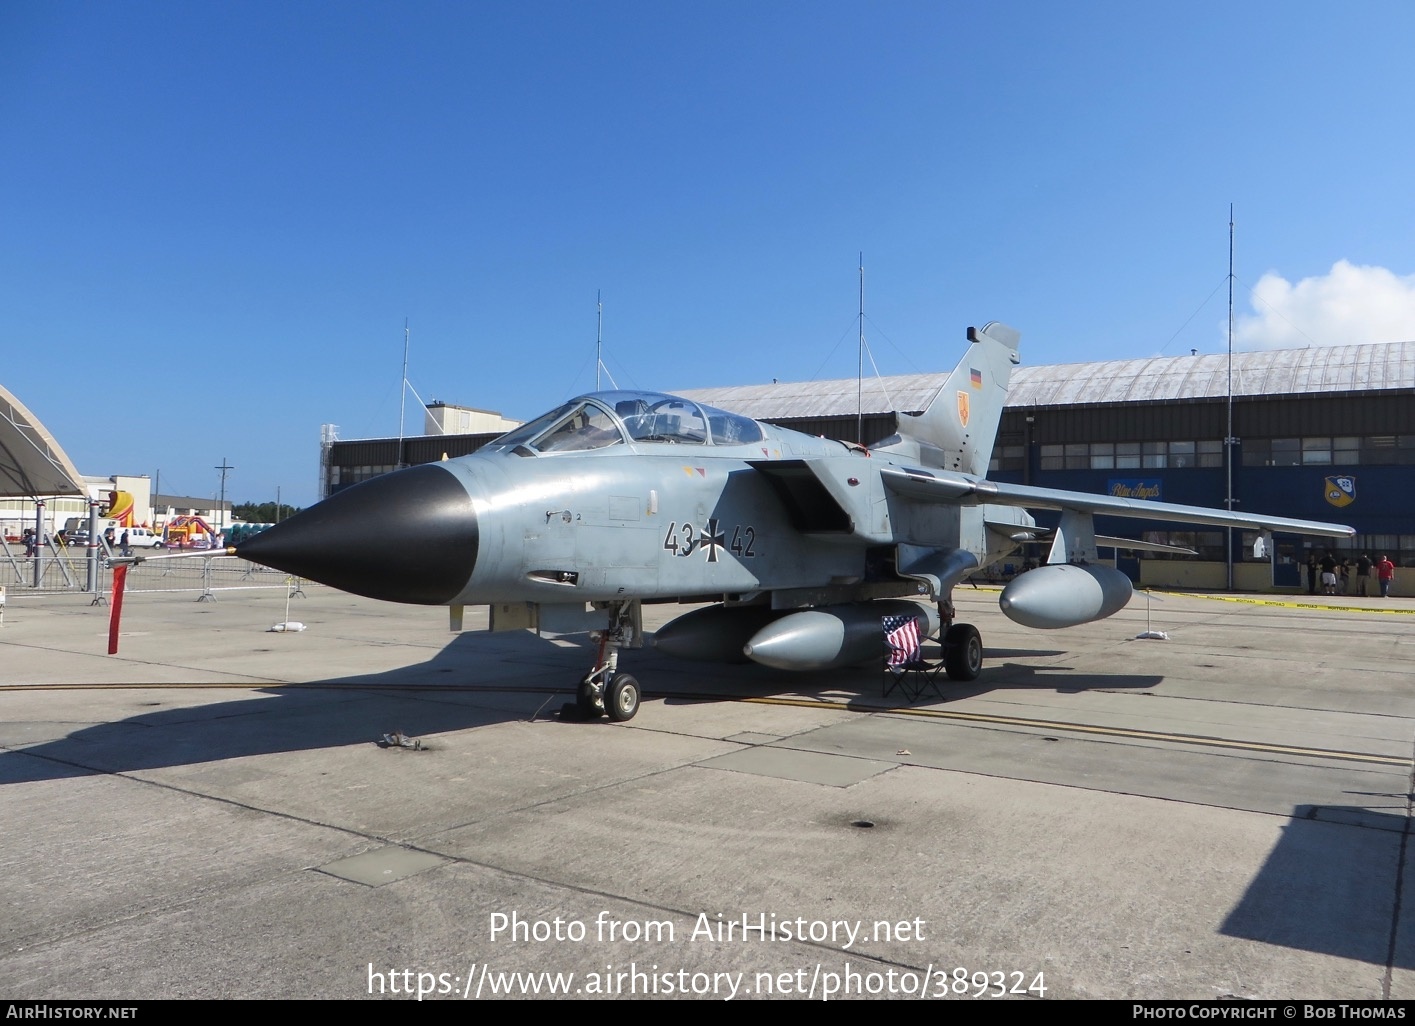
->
(1222, 804), (1412, 969)
(5, 628), (1164, 786)
(1, 632), (575, 786)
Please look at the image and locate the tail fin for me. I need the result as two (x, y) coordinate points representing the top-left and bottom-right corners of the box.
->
(896, 321), (1020, 475)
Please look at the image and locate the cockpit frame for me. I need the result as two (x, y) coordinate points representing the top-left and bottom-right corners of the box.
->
(485, 390), (764, 455)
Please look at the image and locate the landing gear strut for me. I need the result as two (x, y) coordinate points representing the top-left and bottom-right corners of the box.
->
(575, 602), (642, 721)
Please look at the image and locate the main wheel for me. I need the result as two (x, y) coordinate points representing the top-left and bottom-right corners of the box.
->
(943, 623), (983, 681)
(605, 673), (641, 722)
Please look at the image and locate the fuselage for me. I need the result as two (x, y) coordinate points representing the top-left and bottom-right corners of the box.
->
(235, 389), (1021, 610)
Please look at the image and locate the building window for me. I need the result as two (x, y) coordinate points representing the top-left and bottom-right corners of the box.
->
(1244, 434), (1415, 467)
(1168, 440), (1195, 468)
(1270, 438), (1301, 466)
(1301, 437), (1332, 465)
(1036, 440), (1222, 471)
(989, 445), (1026, 472)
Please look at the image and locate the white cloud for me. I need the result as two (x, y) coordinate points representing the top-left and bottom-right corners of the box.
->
(1232, 260), (1415, 350)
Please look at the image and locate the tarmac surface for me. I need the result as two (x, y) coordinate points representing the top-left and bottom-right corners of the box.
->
(2, 578), (1413, 1000)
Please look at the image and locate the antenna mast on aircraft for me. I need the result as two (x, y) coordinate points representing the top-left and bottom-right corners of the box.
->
(397, 319), (410, 469)
(594, 291), (618, 390)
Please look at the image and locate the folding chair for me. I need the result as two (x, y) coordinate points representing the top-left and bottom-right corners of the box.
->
(881, 613), (945, 702)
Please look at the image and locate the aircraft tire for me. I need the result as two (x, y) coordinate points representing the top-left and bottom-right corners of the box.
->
(605, 673), (640, 722)
(944, 624), (983, 681)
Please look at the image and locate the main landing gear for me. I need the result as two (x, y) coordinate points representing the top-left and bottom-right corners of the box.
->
(943, 623), (983, 680)
(574, 602), (642, 722)
(939, 597), (983, 682)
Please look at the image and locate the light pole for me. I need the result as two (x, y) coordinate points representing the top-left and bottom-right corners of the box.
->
(215, 457), (234, 536)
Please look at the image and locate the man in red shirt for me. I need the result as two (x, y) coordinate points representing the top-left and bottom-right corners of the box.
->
(1376, 554), (1396, 598)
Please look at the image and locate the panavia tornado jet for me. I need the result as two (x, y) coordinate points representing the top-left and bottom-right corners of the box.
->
(221, 322), (1352, 721)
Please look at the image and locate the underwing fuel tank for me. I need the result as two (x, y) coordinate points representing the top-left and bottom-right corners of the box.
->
(998, 563), (1132, 630)
(652, 605), (788, 663)
(740, 600), (940, 672)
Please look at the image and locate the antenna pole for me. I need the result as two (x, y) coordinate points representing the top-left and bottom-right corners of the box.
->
(596, 291), (603, 392)
(398, 319), (410, 468)
(1225, 206), (1235, 591)
(857, 254), (865, 444)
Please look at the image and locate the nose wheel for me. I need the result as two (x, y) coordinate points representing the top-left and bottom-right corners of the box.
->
(576, 670), (641, 723)
(604, 673), (640, 721)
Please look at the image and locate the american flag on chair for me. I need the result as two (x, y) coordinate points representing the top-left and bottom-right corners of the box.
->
(882, 613), (921, 668)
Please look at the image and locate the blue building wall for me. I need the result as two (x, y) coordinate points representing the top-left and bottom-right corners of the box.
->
(994, 457), (1406, 563)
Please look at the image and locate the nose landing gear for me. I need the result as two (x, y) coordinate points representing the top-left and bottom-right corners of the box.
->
(573, 601), (643, 722)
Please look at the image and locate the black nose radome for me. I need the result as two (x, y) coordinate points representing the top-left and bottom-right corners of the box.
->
(236, 463), (478, 604)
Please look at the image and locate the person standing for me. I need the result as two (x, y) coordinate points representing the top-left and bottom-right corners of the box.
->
(1320, 551), (1338, 595)
(1355, 553), (1372, 597)
(120, 530), (131, 557)
(1376, 554), (1396, 598)
(1305, 553), (1319, 595)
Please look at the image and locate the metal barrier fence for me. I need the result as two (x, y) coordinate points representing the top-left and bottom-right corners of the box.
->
(2, 535), (106, 592)
(2, 553), (89, 591)
(1, 552), (308, 599)
(122, 555), (305, 597)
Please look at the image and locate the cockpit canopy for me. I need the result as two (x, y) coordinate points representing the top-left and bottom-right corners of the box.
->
(485, 390), (764, 454)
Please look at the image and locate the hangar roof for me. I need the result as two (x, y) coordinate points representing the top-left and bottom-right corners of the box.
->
(676, 340), (1415, 418)
(1006, 340), (1415, 407)
(676, 374), (945, 421)
(0, 384), (85, 498)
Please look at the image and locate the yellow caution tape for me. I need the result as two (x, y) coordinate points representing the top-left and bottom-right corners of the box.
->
(1166, 592), (1415, 614)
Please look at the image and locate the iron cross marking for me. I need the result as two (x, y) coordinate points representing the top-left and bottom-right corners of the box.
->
(701, 518), (725, 562)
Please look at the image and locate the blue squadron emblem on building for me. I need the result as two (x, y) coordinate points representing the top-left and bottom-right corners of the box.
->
(1324, 475), (1355, 508)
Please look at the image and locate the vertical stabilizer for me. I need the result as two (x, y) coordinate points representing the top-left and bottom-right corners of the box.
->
(896, 321), (1020, 475)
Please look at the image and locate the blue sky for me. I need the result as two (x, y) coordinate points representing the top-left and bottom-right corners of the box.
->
(5, 1), (1414, 508)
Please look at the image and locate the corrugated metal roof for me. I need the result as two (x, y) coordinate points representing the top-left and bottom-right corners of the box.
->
(1008, 341), (1415, 406)
(677, 340), (1415, 417)
(676, 374), (946, 419)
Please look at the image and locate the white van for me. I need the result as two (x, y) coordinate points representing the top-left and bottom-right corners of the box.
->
(59, 520), (162, 549)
